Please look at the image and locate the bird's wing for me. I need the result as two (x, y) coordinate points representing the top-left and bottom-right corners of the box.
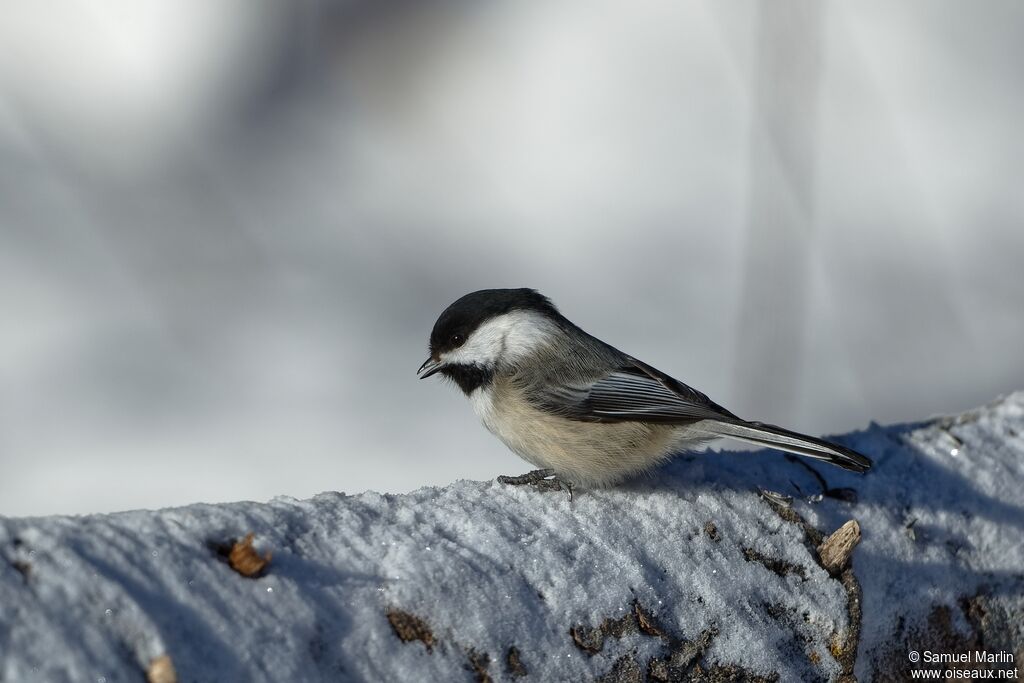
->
(530, 353), (874, 472)
(533, 357), (737, 424)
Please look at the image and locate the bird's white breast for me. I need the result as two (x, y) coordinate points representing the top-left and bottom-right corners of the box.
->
(469, 385), (497, 427)
(469, 377), (689, 487)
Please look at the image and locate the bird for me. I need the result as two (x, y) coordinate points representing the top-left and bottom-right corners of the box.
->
(418, 288), (872, 498)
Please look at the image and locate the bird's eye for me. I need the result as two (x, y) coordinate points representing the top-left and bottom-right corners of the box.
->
(450, 333), (465, 347)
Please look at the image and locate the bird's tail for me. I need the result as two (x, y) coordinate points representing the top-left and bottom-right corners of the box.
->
(701, 419), (872, 473)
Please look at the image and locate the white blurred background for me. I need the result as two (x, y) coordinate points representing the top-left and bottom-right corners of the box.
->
(2, 1), (1022, 516)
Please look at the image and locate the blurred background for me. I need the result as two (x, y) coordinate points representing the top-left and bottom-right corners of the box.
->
(2, 0), (1022, 516)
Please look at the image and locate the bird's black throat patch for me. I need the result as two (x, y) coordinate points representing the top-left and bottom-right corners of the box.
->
(441, 364), (494, 395)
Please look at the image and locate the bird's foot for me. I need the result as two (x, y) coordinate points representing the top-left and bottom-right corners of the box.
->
(497, 468), (554, 485)
(497, 469), (574, 501)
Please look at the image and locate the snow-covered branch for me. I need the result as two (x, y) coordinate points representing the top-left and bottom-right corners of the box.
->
(3, 394), (1023, 681)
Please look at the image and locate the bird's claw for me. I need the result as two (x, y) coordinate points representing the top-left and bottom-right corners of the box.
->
(498, 469), (574, 501)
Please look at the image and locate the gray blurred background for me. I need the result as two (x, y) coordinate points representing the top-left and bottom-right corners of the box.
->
(2, 1), (1022, 517)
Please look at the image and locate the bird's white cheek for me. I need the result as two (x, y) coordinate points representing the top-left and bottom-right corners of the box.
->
(440, 310), (557, 369)
(442, 332), (503, 367)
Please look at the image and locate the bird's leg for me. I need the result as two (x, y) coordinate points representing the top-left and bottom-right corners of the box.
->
(497, 469), (574, 501)
(497, 469), (554, 485)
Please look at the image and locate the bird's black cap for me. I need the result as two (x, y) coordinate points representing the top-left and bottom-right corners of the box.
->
(427, 288), (560, 358)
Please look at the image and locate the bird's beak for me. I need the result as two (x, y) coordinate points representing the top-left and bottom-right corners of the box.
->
(417, 357), (443, 379)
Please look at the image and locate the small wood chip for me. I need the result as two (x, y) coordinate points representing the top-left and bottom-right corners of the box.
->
(506, 646), (527, 678)
(11, 560), (31, 582)
(386, 608), (436, 652)
(633, 602), (669, 640)
(146, 655), (177, 683)
(466, 648), (492, 683)
(817, 520), (861, 575)
(228, 533), (271, 578)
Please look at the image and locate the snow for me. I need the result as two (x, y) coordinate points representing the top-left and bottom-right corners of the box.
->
(2, 393), (1023, 681)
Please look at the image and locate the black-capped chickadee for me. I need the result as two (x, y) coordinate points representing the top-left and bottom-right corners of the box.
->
(418, 288), (871, 497)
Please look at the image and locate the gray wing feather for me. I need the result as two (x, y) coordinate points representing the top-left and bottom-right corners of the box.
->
(534, 357), (735, 424)
(527, 344), (873, 473)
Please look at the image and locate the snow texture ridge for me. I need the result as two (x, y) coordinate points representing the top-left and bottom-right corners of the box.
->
(2, 393), (1024, 682)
